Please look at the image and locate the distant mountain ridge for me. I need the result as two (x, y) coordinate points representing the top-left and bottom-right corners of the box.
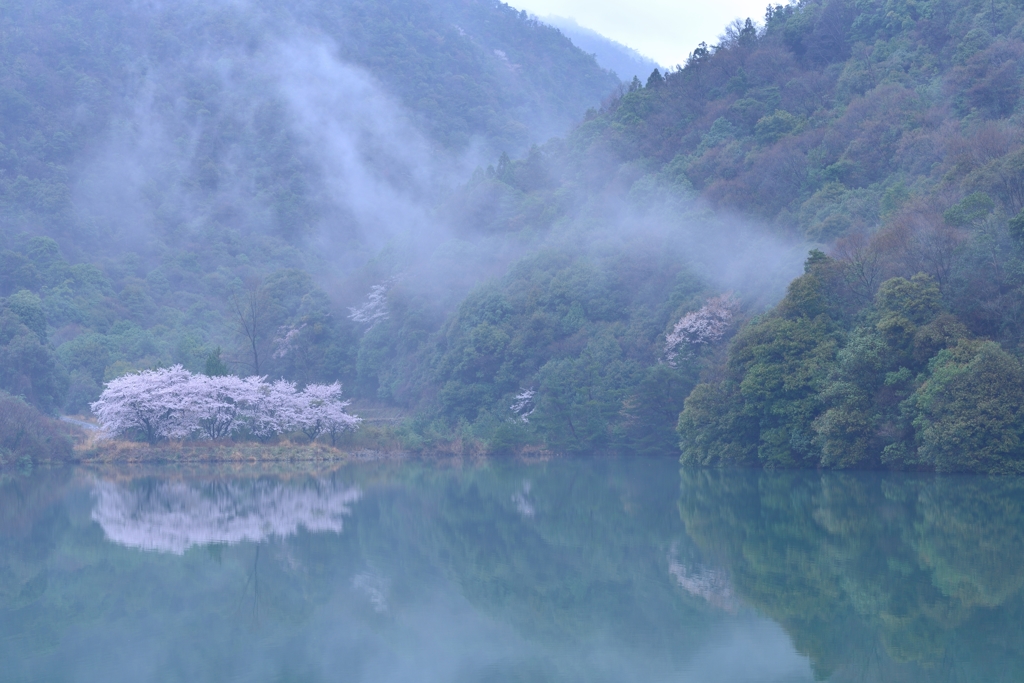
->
(542, 16), (662, 82)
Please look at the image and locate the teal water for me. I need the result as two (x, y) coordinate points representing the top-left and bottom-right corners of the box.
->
(1, 459), (1022, 682)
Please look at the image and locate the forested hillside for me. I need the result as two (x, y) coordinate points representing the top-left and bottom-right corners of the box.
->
(6, 0), (1024, 472)
(1, 0), (617, 260)
(655, 0), (1024, 473)
(382, 0), (1024, 470)
(0, 0), (618, 426)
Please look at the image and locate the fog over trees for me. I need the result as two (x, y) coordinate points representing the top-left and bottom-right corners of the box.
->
(5, 0), (1024, 471)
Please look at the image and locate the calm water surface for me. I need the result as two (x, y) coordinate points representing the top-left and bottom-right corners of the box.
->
(1, 458), (1022, 682)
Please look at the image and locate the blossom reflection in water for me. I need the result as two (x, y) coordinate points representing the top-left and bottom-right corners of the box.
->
(91, 478), (362, 554)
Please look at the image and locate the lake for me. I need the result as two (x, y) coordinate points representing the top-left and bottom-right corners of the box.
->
(2, 457), (1022, 682)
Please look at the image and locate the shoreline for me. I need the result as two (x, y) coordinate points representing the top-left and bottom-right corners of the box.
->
(74, 440), (408, 465)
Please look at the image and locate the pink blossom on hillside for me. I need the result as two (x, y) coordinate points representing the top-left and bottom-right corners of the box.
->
(348, 282), (391, 329)
(664, 294), (738, 366)
(273, 324), (307, 359)
(510, 388), (536, 423)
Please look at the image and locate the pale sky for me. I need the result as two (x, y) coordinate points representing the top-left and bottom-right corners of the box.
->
(512, 0), (773, 67)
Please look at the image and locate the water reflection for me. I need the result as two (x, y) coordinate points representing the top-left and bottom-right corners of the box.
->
(667, 543), (737, 612)
(352, 570), (391, 613)
(91, 477), (362, 553)
(2, 461), (1023, 682)
(679, 469), (1024, 681)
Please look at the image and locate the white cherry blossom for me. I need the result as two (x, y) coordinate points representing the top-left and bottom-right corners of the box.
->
(296, 382), (361, 443)
(90, 365), (194, 443)
(348, 281), (391, 329)
(664, 294), (738, 366)
(91, 368), (360, 443)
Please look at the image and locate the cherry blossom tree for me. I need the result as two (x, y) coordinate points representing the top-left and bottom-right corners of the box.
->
(664, 294), (739, 366)
(91, 368), (359, 443)
(158, 373), (205, 440)
(296, 382), (361, 443)
(325, 402), (361, 446)
(187, 374), (255, 439)
(510, 388), (536, 423)
(348, 281), (391, 329)
(91, 365), (194, 443)
(241, 378), (303, 440)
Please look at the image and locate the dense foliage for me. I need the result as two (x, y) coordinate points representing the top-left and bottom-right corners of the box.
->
(0, 286), (67, 413)
(546, 0), (1024, 238)
(0, 0), (617, 419)
(680, 251), (1024, 472)
(504, 0), (1024, 472)
(7, 0), (1024, 469)
(0, 391), (74, 469)
(1, 0), (616, 218)
(380, 0), (1024, 467)
(403, 249), (712, 454)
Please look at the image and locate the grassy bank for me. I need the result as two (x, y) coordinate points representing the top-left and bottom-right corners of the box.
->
(75, 431), (410, 466)
(2, 396), (554, 472)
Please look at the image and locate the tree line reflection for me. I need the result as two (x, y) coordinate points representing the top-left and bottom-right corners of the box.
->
(679, 469), (1024, 680)
(4, 462), (1024, 681)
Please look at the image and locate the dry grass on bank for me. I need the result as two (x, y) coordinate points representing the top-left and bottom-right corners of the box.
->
(51, 406), (556, 467)
(76, 432), (407, 465)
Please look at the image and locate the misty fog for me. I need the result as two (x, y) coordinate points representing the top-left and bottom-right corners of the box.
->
(66, 0), (806, 314)
(2, 0), (811, 453)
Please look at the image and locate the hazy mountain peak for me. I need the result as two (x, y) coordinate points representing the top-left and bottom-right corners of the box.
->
(542, 15), (661, 82)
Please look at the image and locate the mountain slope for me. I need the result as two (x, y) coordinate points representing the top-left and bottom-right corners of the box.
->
(8, 0), (1024, 471)
(0, 0), (619, 248)
(385, 0), (1024, 469)
(0, 0), (619, 417)
(543, 16), (661, 82)
(578, 0), (1024, 472)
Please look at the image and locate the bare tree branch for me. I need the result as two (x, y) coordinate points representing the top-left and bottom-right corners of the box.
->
(231, 277), (269, 376)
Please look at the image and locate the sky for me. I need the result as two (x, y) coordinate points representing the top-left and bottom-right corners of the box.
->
(511, 0), (775, 67)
